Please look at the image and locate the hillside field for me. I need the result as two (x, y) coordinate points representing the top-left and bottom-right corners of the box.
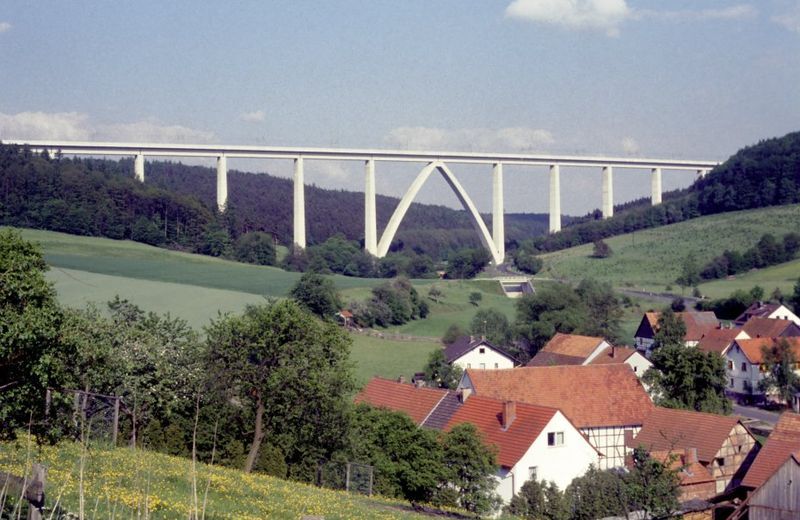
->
(0, 439), (430, 519)
(538, 204), (800, 297)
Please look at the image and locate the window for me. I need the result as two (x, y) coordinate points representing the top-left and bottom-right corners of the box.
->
(727, 360), (733, 370)
(633, 366), (638, 373)
(528, 466), (538, 480)
(467, 363), (471, 369)
(479, 347), (485, 354)
(547, 431), (564, 446)
(741, 362), (747, 372)
(716, 457), (725, 467)
(730, 378), (735, 388)
(479, 363), (486, 369)
(494, 363), (499, 369)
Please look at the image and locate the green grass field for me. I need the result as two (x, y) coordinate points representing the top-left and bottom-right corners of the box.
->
(350, 334), (440, 384)
(0, 439), (430, 519)
(537, 204), (800, 294)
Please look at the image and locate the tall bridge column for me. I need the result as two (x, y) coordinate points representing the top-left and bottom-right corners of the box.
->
(492, 162), (505, 263)
(602, 166), (613, 219)
(549, 164), (561, 233)
(216, 154), (228, 212)
(651, 167), (662, 206)
(134, 153), (144, 182)
(293, 157), (306, 249)
(364, 159), (377, 256)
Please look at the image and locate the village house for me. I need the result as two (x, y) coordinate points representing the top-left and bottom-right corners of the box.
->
(723, 337), (800, 399)
(734, 301), (800, 326)
(738, 413), (800, 518)
(631, 407), (759, 496)
(634, 311), (719, 356)
(741, 316), (800, 338)
(444, 335), (517, 370)
(354, 377), (599, 504)
(697, 326), (750, 356)
(527, 333), (652, 377)
(459, 364), (654, 469)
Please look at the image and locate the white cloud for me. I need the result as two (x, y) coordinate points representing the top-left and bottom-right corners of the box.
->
(637, 4), (757, 22)
(240, 110), (266, 123)
(621, 137), (639, 154)
(0, 111), (214, 143)
(772, 3), (800, 34)
(0, 22), (11, 33)
(505, 0), (632, 37)
(309, 161), (352, 182)
(384, 126), (554, 152)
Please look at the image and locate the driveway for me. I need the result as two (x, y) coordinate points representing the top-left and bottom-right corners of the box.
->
(733, 403), (781, 426)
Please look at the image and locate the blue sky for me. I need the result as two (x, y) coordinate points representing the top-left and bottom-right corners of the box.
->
(1, 1), (799, 215)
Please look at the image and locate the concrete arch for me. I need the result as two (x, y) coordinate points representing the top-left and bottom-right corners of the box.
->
(376, 161), (502, 264)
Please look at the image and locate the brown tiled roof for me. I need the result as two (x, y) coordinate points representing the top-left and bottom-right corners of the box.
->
(639, 312), (720, 342)
(741, 413), (800, 489)
(633, 407), (742, 463)
(527, 333), (610, 366)
(464, 365), (653, 428)
(355, 378), (447, 425)
(735, 302), (783, 325)
(735, 338), (800, 364)
(443, 395), (558, 468)
(742, 317), (800, 338)
(697, 328), (746, 355)
(587, 346), (638, 365)
(648, 450), (715, 486)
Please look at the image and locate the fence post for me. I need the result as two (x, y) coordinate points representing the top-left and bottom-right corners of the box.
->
(112, 396), (120, 446)
(368, 465), (373, 496)
(27, 463), (45, 520)
(345, 463), (351, 492)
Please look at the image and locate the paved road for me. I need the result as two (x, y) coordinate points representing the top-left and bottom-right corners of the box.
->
(733, 404), (781, 425)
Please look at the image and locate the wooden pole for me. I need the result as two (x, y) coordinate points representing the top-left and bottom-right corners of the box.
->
(112, 396), (120, 446)
(345, 462), (351, 492)
(27, 463), (45, 520)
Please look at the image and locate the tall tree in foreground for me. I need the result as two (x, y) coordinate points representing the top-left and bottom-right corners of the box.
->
(0, 230), (67, 436)
(759, 338), (800, 404)
(624, 447), (680, 518)
(505, 478), (568, 520)
(438, 424), (501, 515)
(205, 300), (355, 475)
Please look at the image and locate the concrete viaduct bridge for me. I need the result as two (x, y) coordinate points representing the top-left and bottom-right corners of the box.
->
(8, 140), (718, 265)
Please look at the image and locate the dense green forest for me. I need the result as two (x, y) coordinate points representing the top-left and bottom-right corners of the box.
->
(532, 131), (800, 252)
(0, 143), (550, 263)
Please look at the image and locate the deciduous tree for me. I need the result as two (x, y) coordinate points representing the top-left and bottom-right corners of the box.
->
(759, 338), (800, 404)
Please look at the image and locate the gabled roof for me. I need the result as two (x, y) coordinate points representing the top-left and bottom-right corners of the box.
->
(443, 336), (517, 364)
(463, 365), (654, 428)
(742, 317), (800, 338)
(633, 407), (744, 463)
(732, 338), (800, 364)
(587, 346), (639, 365)
(648, 450), (716, 486)
(741, 413), (800, 489)
(442, 395), (561, 468)
(697, 327), (748, 355)
(526, 333), (607, 367)
(734, 302), (790, 325)
(355, 378), (447, 425)
(635, 312), (720, 342)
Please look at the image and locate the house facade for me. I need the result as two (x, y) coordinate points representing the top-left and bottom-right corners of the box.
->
(634, 311), (719, 356)
(460, 364), (654, 469)
(735, 302), (800, 326)
(527, 333), (652, 377)
(724, 338), (800, 398)
(444, 336), (517, 370)
(744, 451), (800, 520)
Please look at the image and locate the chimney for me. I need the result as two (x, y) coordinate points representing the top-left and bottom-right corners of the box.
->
(397, 375), (406, 384)
(502, 401), (516, 429)
(414, 379), (425, 388)
(469, 335), (474, 342)
(623, 429), (635, 449)
(458, 388), (472, 403)
(685, 447), (698, 464)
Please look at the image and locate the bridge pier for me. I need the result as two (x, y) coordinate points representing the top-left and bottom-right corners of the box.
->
(134, 153), (144, 182)
(602, 166), (613, 218)
(217, 154), (228, 212)
(492, 163), (505, 263)
(293, 157), (306, 249)
(549, 164), (561, 232)
(651, 167), (662, 205)
(364, 159), (377, 256)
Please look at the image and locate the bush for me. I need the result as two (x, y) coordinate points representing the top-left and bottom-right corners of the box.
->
(233, 232), (276, 266)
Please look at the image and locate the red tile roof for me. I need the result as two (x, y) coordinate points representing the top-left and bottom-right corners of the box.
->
(442, 395), (559, 468)
(633, 407), (743, 463)
(735, 302), (784, 325)
(464, 365), (653, 428)
(648, 450), (716, 486)
(741, 413), (800, 489)
(734, 338), (800, 364)
(355, 378), (447, 425)
(742, 317), (800, 338)
(697, 327), (746, 355)
(540, 333), (606, 357)
(639, 312), (720, 342)
(587, 346), (638, 365)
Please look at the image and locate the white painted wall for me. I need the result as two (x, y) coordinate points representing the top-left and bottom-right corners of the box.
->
(765, 305), (800, 326)
(582, 340), (611, 364)
(625, 353), (653, 378)
(453, 346), (515, 370)
(495, 411), (598, 504)
(725, 343), (762, 394)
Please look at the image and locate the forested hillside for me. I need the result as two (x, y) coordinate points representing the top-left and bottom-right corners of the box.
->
(534, 131), (800, 252)
(0, 143), (550, 261)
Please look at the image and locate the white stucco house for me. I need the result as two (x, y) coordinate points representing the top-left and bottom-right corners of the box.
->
(444, 336), (517, 370)
(527, 333), (652, 378)
(735, 302), (800, 327)
(723, 338), (800, 398)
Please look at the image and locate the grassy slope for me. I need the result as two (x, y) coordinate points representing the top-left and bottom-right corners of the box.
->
(538, 204), (800, 297)
(0, 440), (428, 519)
